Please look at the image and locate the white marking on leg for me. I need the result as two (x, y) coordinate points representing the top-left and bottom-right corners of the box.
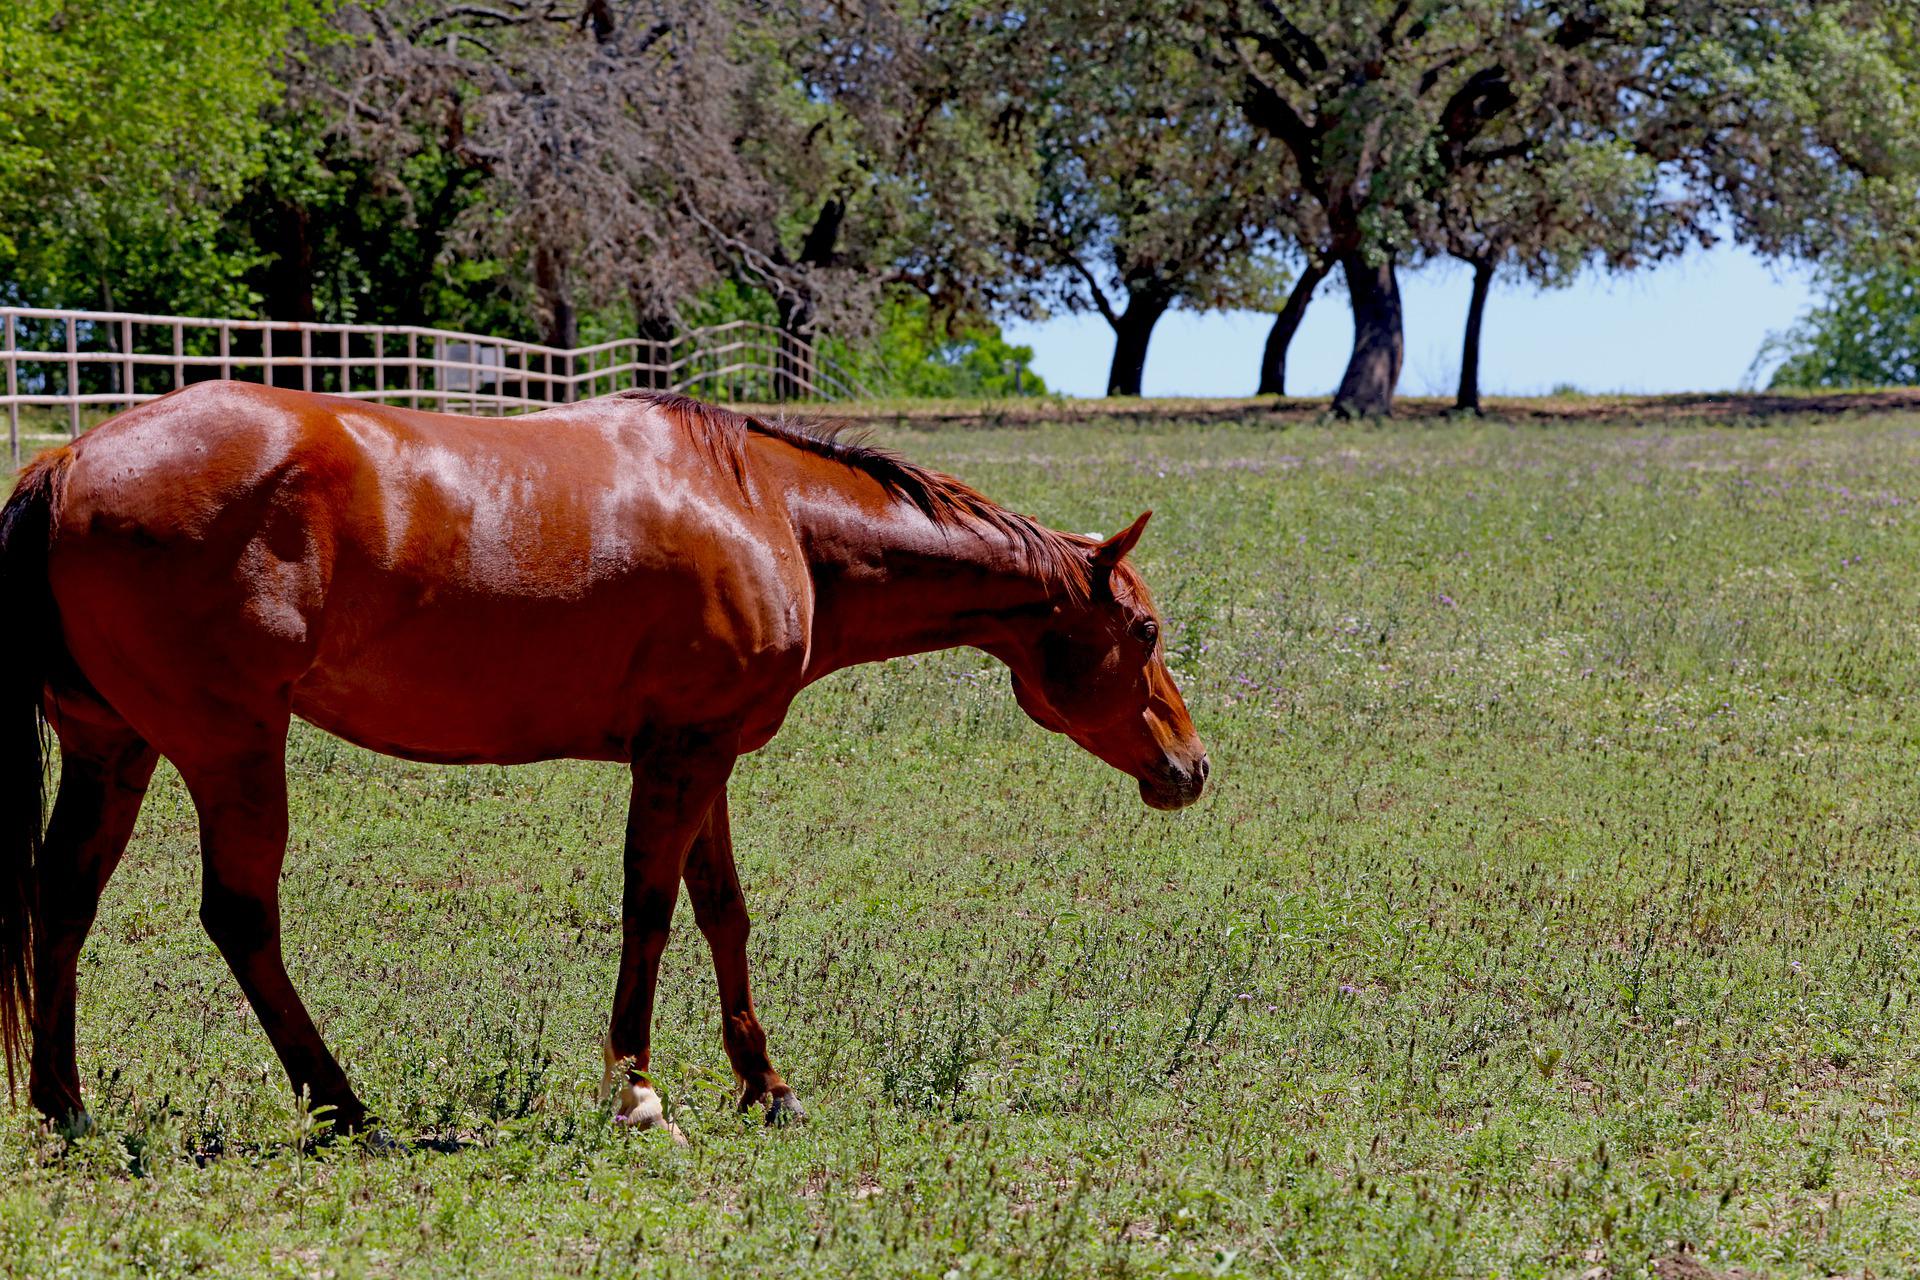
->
(602, 1034), (685, 1142)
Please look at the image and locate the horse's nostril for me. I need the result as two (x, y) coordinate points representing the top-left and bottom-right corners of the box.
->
(1197, 754), (1211, 783)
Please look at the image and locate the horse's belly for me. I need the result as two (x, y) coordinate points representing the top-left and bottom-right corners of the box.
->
(292, 589), (801, 765)
(291, 666), (634, 765)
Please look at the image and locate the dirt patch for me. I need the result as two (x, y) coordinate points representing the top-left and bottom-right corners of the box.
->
(1650, 1246), (1748, 1280)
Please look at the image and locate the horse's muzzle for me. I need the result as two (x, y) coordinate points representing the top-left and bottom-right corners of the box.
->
(1140, 752), (1209, 811)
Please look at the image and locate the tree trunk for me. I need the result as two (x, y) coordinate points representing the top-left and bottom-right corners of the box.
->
(775, 297), (814, 401)
(532, 244), (576, 401)
(634, 305), (675, 391)
(263, 201), (316, 388)
(264, 202), (317, 324)
(765, 197), (846, 402)
(1456, 257), (1495, 415)
(1332, 250), (1404, 418)
(396, 177), (467, 327)
(1257, 259), (1328, 396)
(1105, 293), (1170, 398)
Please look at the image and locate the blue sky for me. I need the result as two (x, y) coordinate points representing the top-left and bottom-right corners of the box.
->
(1002, 244), (1819, 399)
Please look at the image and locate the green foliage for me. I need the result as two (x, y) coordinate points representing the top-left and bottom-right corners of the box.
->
(676, 279), (782, 330)
(1689, 7), (1920, 259)
(1763, 264), (1920, 389)
(1435, 139), (1688, 284)
(0, 0), (323, 313)
(234, 106), (521, 333)
(675, 284), (1047, 398)
(730, 2), (1039, 331)
(830, 292), (1048, 398)
(1226, 1), (1920, 266)
(3, 0), (1919, 403)
(1019, 17), (1293, 320)
(8, 411), (1920, 1274)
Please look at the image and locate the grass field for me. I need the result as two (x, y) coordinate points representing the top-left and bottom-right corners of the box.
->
(5, 408), (1920, 1278)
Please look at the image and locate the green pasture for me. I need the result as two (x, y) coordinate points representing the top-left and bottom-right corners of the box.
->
(4, 408), (1920, 1278)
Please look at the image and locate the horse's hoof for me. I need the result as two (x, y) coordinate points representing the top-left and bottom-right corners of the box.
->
(613, 1082), (686, 1144)
(310, 1106), (379, 1148)
(50, 1110), (94, 1140)
(330, 1109), (377, 1136)
(351, 1126), (403, 1155)
(764, 1089), (808, 1127)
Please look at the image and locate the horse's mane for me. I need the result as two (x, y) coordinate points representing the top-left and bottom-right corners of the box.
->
(617, 390), (1094, 600)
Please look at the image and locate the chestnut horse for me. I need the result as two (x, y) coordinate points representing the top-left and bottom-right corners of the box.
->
(0, 382), (1207, 1135)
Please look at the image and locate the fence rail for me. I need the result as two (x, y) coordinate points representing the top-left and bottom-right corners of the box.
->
(0, 307), (874, 460)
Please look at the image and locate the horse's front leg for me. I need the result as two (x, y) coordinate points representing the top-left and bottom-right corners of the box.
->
(603, 735), (735, 1137)
(684, 788), (805, 1125)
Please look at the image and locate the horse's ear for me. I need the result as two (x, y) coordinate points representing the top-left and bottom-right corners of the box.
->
(1091, 511), (1152, 572)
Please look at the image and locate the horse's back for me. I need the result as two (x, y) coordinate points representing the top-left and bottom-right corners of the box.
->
(45, 384), (809, 765)
(59, 381), (717, 551)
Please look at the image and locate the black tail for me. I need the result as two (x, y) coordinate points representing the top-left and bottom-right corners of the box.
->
(0, 448), (73, 1098)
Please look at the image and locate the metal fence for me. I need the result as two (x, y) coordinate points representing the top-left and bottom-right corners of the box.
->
(0, 306), (875, 460)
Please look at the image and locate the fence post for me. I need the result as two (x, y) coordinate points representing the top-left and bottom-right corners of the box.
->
(65, 314), (79, 437)
(172, 321), (184, 390)
(5, 312), (17, 464)
(219, 323), (231, 383)
(408, 332), (418, 409)
(300, 326), (312, 392)
(121, 317), (135, 409)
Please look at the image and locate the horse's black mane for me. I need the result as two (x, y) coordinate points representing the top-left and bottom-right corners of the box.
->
(617, 390), (1094, 597)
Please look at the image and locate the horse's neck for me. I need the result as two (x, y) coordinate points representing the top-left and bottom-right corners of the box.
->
(795, 497), (1055, 678)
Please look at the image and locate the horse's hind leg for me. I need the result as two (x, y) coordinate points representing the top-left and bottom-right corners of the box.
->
(175, 736), (369, 1132)
(29, 707), (157, 1125)
(683, 789), (804, 1125)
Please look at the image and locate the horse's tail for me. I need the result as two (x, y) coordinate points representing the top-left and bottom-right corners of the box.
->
(0, 447), (73, 1097)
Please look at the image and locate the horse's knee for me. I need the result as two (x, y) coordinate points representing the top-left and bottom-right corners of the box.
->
(697, 902), (749, 949)
(199, 882), (276, 958)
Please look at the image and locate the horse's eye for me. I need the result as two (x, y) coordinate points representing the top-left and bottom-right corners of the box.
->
(1132, 619), (1159, 649)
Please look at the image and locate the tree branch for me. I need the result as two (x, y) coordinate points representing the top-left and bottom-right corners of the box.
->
(409, 4), (564, 43)
(1417, 49), (1471, 97)
(1253, 0), (1329, 75)
(1233, 48), (1323, 196)
(1237, 25), (1313, 90)
(1055, 249), (1122, 329)
(1438, 65), (1519, 169)
(1377, 0), (1413, 50)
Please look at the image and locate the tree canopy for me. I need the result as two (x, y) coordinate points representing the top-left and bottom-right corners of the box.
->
(999, 3), (1293, 395)
(1764, 262), (1920, 390)
(3, 1), (1917, 405)
(0, 0), (320, 314)
(1210, 0), (1920, 413)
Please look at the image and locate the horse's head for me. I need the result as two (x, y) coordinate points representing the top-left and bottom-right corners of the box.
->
(1003, 513), (1209, 811)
